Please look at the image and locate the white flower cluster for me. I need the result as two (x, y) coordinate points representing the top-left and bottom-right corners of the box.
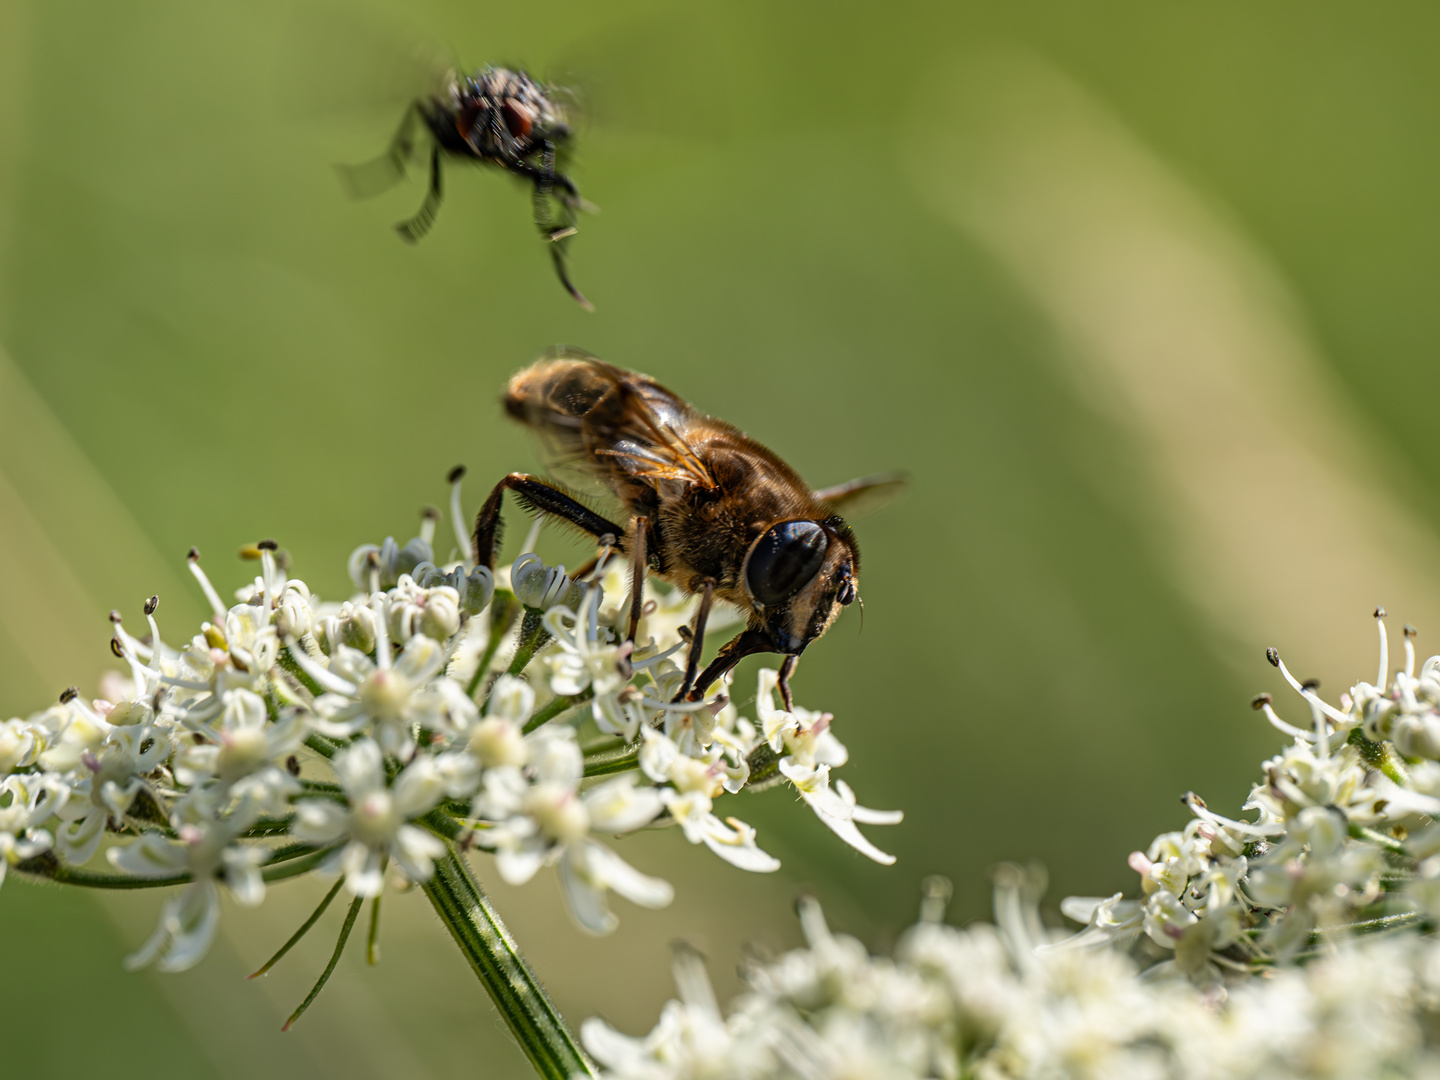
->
(586, 614), (1440, 1079)
(0, 475), (900, 969)
(587, 869), (1440, 1080)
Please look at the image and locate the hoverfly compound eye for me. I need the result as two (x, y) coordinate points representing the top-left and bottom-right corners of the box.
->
(746, 522), (829, 608)
(501, 98), (534, 139)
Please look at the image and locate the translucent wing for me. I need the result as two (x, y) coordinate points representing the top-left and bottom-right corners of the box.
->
(813, 472), (909, 519)
(511, 347), (718, 494)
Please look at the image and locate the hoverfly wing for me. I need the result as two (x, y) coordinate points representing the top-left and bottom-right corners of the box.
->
(510, 348), (717, 494)
(813, 471), (909, 520)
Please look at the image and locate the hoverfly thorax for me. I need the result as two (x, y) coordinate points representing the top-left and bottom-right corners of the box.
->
(743, 518), (859, 655)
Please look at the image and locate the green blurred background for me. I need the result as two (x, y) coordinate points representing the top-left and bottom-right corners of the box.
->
(5, 0), (1440, 1076)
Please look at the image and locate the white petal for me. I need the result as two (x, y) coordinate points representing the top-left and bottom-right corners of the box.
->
(340, 840), (385, 897)
(495, 843), (546, 886)
(396, 634), (446, 682)
(55, 811), (107, 867)
(557, 851), (618, 935)
(487, 675), (536, 724)
(814, 812), (896, 866)
(107, 833), (190, 877)
(574, 839), (674, 911)
(333, 739), (385, 797)
(579, 1018), (648, 1071)
(390, 824), (445, 883)
(223, 847), (268, 907)
(583, 777), (665, 834)
(392, 757), (446, 817)
(291, 799), (350, 844)
(701, 817), (781, 873)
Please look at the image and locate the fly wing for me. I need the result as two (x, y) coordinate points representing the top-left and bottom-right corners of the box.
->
(506, 348), (718, 494)
(813, 471), (909, 519)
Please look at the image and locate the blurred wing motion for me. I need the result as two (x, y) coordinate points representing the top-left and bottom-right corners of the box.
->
(506, 348), (718, 492)
(814, 471), (909, 519)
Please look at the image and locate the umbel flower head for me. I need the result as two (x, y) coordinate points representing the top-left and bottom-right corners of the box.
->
(1, 469), (901, 977)
(585, 609), (1440, 1079)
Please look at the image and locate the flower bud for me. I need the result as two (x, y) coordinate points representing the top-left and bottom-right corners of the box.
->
(1393, 713), (1440, 760)
(338, 602), (379, 654)
(461, 566), (495, 616)
(419, 588), (462, 641)
(511, 554), (584, 611)
(274, 590), (313, 640)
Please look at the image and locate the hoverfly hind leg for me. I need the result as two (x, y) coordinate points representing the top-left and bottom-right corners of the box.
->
(395, 145), (444, 243)
(471, 473), (625, 570)
(672, 577), (717, 703)
(626, 516), (649, 645)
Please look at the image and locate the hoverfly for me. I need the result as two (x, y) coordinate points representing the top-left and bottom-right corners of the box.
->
(339, 66), (593, 309)
(472, 350), (904, 708)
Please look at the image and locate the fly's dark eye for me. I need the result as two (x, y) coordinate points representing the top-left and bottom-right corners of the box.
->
(837, 578), (856, 606)
(501, 99), (534, 139)
(746, 522), (829, 607)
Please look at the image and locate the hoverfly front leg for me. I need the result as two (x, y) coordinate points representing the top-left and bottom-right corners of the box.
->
(672, 577), (717, 703)
(684, 628), (776, 702)
(776, 654), (798, 712)
(471, 473), (625, 570)
(395, 144), (444, 243)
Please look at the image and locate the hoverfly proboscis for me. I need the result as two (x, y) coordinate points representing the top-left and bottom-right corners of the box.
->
(472, 350), (905, 710)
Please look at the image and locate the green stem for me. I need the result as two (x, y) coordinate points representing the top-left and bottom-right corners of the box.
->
(305, 734), (342, 760)
(1348, 822), (1412, 858)
(499, 607), (549, 677)
(279, 645), (325, 697)
(583, 748), (640, 778)
(467, 590), (519, 698)
(524, 689), (592, 735)
(421, 846), (597, 1079)
(16, 841), (340, 890)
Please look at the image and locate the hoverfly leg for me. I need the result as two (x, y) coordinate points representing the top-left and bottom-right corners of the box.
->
(626, 517), (649, 644)
(395, 145), (444, 243)
(672, 577), (717, 703)
(776, 655), (798, 712)
(471, 473), (625, 569)
(685, 629), (776, 703)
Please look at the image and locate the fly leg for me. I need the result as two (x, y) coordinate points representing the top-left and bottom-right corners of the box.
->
(337, 102), (425, 198)
(514, 152), (592, 310)
(471, 473), (624, 570)
(671, 577), (717, 702)
(395, 144), (444, 243)
(776, 654), (798, 711)
(626, 516), (649, 644)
